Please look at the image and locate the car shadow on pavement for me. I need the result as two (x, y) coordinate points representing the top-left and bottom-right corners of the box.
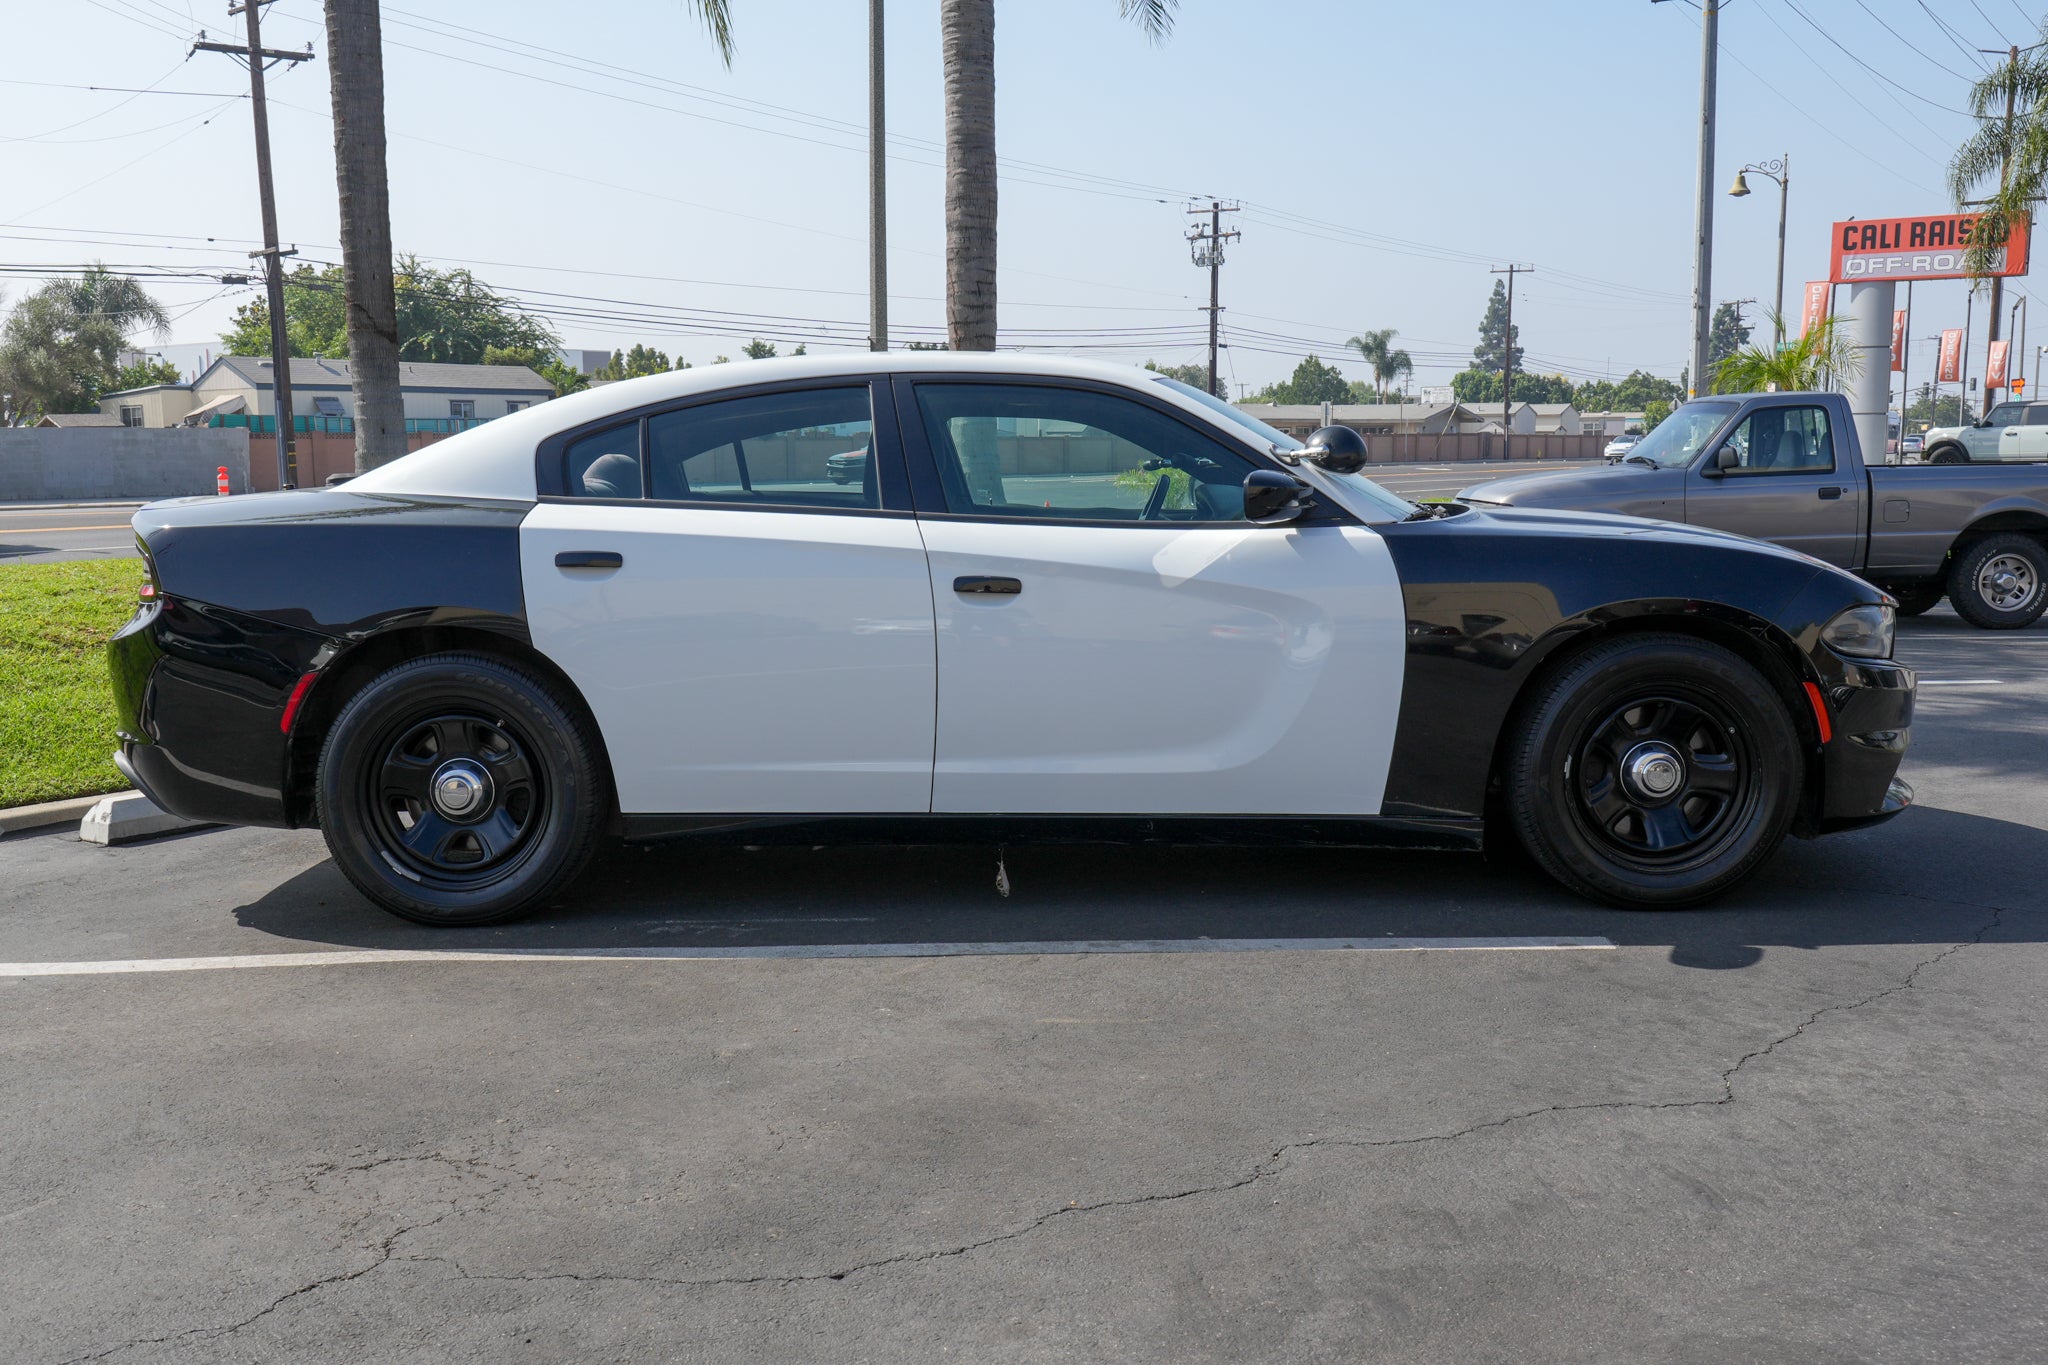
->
(230, 805), (2042, 969)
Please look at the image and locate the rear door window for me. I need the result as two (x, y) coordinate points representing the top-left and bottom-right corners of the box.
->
(648, 387), (877, 509)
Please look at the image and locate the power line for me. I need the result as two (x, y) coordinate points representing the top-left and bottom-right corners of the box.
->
(1849, 0), (1974, 83)
(1773, 0), (1978, 117)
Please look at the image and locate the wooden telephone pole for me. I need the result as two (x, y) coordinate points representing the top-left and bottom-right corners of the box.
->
(1491, 264), (1532, 456)
(1186, 202), (1240, 397)
(195, 2), (313, 489)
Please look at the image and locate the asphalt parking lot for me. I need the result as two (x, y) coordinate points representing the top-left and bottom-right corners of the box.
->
(3, 605), (2043, 1363)
(0, 502), (144, 564)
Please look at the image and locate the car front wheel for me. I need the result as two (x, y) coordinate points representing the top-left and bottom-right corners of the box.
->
(315, 653), (609, 926)
(1504, 634), (1802, 908)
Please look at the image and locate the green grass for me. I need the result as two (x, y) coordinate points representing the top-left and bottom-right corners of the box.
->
(0, 559), (139, 808)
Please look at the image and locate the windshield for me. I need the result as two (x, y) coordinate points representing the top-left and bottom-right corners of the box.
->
(1625, 400), (1739, 468)
(1154, 376), (1417, 519)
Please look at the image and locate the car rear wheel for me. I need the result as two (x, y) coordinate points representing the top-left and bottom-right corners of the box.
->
(1504, 634), (1802, 908)
(1947, 533), (2048, 629)
(1926, 443), (1969, 465)
(316, 653), (608, 926)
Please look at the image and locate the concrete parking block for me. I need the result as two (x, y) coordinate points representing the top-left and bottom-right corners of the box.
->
(77, 791), (210, 845)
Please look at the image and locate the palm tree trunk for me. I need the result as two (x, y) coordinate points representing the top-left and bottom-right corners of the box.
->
(324, 0), (406, 471)
(941, 0), (996, 351)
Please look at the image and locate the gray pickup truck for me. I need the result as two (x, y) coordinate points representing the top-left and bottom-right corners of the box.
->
(1459, 389), (2048, 629)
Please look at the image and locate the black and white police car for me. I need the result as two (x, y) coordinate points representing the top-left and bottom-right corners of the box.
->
(109, 354), (1914, 925)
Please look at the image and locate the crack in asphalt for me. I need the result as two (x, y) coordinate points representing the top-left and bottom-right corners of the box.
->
(54, 901), (2012, 1357)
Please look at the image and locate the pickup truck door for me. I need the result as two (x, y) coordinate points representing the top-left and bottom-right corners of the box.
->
(1684, 400), (1863, 569)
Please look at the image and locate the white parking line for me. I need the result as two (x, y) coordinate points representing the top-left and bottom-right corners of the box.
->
(1916, 679), (2005, 686)
(0, 936), (1616, 976)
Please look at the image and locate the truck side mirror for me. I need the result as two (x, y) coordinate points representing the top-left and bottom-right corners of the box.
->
(1699, 446), (1736, 478)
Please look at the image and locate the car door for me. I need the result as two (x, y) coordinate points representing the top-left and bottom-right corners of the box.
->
(520, 379), (937, 815)
(2018, 404), (2048, 462)
(895, 376), (1407, 816)
(1984, 401), (2030, 461)
(1684, 401), (1862, 568)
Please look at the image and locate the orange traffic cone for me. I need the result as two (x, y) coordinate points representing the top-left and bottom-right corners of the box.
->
(215, 466), (230, 496)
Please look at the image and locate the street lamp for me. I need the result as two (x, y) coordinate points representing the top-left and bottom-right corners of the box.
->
(1729, 154), (1789, 344)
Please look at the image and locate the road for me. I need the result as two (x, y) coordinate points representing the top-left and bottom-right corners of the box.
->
(0, 502), (142, 565)
(1, 607), (2041, 1362)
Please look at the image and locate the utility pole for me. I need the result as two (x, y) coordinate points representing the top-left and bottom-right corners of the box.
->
(196, 3), (313, 490)
(1962, 284), (1976, 421)
(1186, 201), (1240, 398)
(1687, 0), (1719, 397)
(867, 0), (887, 351)
(1491, 264), (1531, 455)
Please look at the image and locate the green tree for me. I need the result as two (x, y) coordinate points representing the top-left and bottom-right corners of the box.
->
(1905, 382), (1965, 431)
(1449, 368), (1574, 405)
(1572, 369), (1684, 413)
(1346, 328), (1413, 403)
(1253, 355), (1351, 405)
(109, 356), (182, 391)
(595, 344), (675, 380)
(1709, 302), (1752, 371)
(222, 259), (557, 366)
(1713, 311), (1861, 393)
(1144, 359), (1216, 393)
(741, 338), (778, 360)
(1948, 34), (2048, 278)
(0, 267), (168, 422)
(1472, 279), (1523, 374)
(1642, 398), (1673, 433)
(481, 343), (589, 397)
(942, 1), (1177, 349)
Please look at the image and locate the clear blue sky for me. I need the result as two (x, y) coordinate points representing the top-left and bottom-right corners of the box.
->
(2, 0), (2034, 394)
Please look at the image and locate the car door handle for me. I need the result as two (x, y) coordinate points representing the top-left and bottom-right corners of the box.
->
(555, 550), (623, 569)
(953, 575), (1021, 595)
(1818, 486), (1844, 500)
(2005, 428), (2021, 435)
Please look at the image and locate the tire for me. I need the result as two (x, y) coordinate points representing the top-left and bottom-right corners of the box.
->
(1504, 633), (1802, 908)
(1946, 533), (2048, 629)
(315, 653), (609, 926)
(1890, 582), (1945, 617)
(1927, 443), (1970, 465)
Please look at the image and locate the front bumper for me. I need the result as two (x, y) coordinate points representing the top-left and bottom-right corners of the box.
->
(1811, 653), (1915, 833)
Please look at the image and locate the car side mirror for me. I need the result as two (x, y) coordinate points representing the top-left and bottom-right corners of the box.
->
(1300, 424), (1369, 474)
(1243, 469), (1315, 524)
(1700, 446), (1736, 478)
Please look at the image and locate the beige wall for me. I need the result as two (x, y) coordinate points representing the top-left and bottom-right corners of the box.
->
(96, 387), (198, 427)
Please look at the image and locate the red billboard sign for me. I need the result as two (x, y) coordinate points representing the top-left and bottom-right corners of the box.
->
(1891, 309), (1907, 371)
(1938, 328), (1964, 383)
(1801, 281), (1831, 336)
(1829, 213), (2032, 283)
(1987, 338), (2011, 390)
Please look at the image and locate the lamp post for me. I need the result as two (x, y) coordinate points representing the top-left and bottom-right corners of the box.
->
(1729, 154), (1789, 344)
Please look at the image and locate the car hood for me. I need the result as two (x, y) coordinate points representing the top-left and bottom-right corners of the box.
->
(1447, 501), (1821, 564)
(1457, 463), (1672, 510)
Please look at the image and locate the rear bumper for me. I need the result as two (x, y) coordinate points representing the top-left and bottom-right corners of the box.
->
(1812, 654), (1916, 833)
(106, 596), (336, 829)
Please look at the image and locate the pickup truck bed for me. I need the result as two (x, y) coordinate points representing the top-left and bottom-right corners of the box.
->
(1458, 390), (2048, 629)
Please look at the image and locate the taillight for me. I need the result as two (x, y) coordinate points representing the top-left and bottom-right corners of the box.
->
(137, 537), (160, 604)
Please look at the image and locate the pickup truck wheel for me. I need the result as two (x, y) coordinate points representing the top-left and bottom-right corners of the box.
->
(1505, 634), (1801, 908)
(1926, 443), (1970, 465)
(1947, 533), (2048, 629)
(315, 653), (609, 926)
(1891, 583), (1945, 617)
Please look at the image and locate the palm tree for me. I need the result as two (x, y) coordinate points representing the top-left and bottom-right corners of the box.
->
(941, 1), (1177, 350)
(1347, 329), (1413, 403)
(56, 266), (170, 339)
(319, 2), (732, 472)
(1948, 32), (2048, 279)
(1712, 312), (1860, 394)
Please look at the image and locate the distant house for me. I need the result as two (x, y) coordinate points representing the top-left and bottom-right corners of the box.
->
(1238, 402), (1463, 439)
(1527, 403), (1582, 435)
(35, 411), (126, 428)
(1578, 410), (1648, 437)
(1454, 401), (1534, 435)
(96, 356), (554, 429)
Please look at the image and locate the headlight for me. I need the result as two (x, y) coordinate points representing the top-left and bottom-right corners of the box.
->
(1821, 603), (1895, 658)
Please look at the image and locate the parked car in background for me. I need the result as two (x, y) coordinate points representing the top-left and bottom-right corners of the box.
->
(1460, 390), (2048, 629)
(110, 355), (1913, 926)
(1900, 433), (1924, 460)
(1920, 401), (2048, 464)
(824, 448), (868, 484)
(1603, 433), (1644, 462)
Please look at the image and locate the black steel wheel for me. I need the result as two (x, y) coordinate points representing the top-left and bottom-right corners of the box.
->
(1505, 633), (1802, 907)
(316, 653), (608, 926)
(1946, 533), (2048, 630)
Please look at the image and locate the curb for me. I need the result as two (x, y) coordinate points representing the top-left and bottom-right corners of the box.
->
(0, 792), (131, 836)
(0, 501), (147, 512)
